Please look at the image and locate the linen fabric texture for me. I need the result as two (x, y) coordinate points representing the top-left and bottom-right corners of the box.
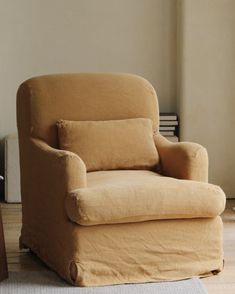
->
(57, 118), (159, 172)
(17, 73), (225, 287)
(66, 170), (225, 226)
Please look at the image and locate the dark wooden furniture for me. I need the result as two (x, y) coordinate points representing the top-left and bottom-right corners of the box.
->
(0, 205), (8, 281)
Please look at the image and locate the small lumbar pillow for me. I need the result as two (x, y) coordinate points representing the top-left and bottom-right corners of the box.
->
(57, 118), (159, 172)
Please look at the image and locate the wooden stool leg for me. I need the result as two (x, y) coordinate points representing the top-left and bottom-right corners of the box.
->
(0, 206), (8, 281)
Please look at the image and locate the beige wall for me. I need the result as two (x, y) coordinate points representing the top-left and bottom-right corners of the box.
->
(0, 0), (177, 141)
(1, 0), (234, 197)
(177, 0), (235, 197)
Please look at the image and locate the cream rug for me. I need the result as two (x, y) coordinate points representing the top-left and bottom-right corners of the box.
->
(0, 271), (208, 294)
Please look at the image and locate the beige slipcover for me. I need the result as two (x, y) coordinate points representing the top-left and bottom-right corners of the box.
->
(17, 73), (225, 286)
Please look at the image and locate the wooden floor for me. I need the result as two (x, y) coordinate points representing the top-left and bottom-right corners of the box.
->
(1, 200), (235, 293)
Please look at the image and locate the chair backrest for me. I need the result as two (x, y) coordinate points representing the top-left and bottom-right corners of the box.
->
(17, 73), (159, 147)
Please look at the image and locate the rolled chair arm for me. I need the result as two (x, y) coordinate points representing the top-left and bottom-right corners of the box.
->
(19, 138), (87, 225)
(30, 138), (87, 190)
(154, 133), (208, 182)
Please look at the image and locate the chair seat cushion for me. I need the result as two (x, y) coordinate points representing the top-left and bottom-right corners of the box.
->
(66, 170), (226, 226)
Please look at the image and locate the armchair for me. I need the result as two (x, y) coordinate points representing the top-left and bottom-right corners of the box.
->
(17, 73), (225, 286)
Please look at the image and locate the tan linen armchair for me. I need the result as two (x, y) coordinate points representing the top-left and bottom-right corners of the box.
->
(17, 73), (225, 286)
